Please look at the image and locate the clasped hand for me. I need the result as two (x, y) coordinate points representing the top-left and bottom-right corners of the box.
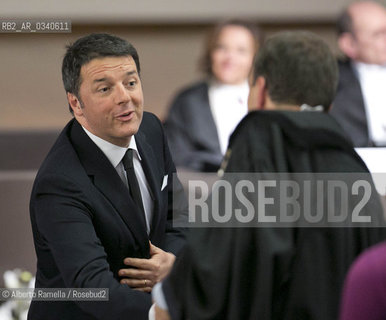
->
(118, 242), (175, 292)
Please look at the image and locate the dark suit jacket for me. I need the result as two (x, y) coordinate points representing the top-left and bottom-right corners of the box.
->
(330, 60), (371, 147)
(164, 81), (223, 172)
(29, 112), (187, 320)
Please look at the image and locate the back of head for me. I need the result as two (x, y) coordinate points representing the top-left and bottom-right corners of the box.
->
(252, 31), (338, 111)
(62, 33), (140, 112)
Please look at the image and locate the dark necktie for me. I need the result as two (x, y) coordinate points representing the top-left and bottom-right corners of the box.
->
(122, 149), (146, 218)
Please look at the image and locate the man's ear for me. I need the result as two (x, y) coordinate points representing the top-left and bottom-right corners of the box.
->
(248, 76), (267, 111)
(256, 76), (267, 110)
(67, 92), (83, 117)
(338, 32), (357, 60)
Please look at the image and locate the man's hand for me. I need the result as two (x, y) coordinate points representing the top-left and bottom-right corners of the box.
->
(118, 242), (175, 292)
(154, 304), (171, 320)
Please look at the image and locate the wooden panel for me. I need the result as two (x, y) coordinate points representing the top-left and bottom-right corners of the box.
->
(0, 23), (339, 129)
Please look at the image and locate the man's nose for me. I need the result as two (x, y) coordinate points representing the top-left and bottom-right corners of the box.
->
(114, 83), (130, 105)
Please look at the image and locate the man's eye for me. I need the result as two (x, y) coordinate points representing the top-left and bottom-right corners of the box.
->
(99, 87), (110, 92)
(128, 81), (136, 87)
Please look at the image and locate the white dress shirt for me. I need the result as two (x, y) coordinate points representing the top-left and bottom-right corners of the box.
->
(82, 127), (153, 234)
(208, 80), (249, 154)
(149, 282), (168, 319)
(355, 62), (386, 146)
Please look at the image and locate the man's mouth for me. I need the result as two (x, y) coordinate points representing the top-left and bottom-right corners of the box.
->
(117, 111), (134, 121)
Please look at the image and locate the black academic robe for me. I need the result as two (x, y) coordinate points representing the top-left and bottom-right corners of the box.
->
(162, 111), (386, 320)
(330, 60), (371, 147)
(164, 81), (223, 172)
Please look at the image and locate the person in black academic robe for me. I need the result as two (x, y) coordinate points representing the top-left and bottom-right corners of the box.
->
(153, 31), (386, 320)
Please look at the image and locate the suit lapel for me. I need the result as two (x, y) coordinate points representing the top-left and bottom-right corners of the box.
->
(135, 130), (162, 238)
(69, 119), (150, 258)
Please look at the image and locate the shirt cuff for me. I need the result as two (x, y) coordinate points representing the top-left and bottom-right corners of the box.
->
(152, 282), (169, 311)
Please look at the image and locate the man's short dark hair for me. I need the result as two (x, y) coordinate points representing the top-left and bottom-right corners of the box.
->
(62, 33), (140, 113)
(337, 8), (353, 35)
(252, 31), (338, 111)
(200, 19), (263, 77)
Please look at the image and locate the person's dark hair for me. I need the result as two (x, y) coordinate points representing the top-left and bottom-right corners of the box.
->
(62, 33), (140, 113)
(252, 31), (338, 111)
(337, 8), (354, 36)
(200, 19), (263, 77)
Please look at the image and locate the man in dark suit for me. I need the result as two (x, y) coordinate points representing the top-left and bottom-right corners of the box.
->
(330, 1), (386, 147)
(28, 33), (187, 320)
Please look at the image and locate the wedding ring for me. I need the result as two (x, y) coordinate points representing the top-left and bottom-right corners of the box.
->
(144, 279), (147, 286)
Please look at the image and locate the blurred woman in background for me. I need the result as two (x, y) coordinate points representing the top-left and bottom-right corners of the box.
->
(164, 19), (262, 172)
